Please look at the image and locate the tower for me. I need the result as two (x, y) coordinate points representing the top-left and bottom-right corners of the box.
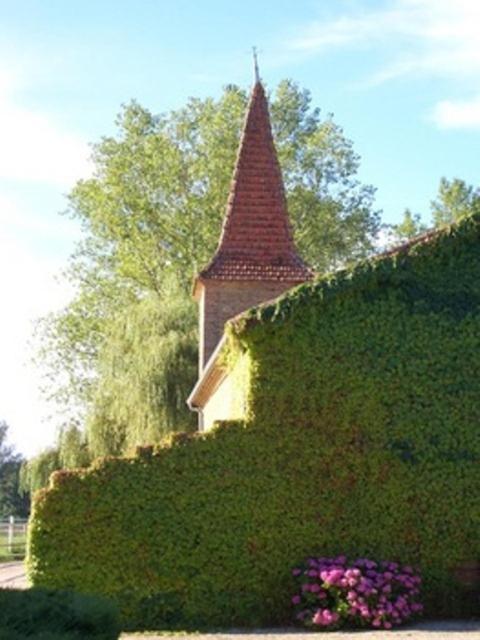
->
(193, 77), (313, 372)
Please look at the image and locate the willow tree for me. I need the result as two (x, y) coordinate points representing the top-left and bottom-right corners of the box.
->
(88, 291), (197, 456)
(20, 424), (91, 495)
(38, 80), (380, 454)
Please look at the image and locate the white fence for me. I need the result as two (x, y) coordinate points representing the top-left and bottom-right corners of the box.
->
(0, 516), (28, 558)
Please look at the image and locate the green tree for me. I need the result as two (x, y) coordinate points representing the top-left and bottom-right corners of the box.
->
(19, 448), (60, 496)
(58, 424), (91, 469)
(431, 177), (480, 227)
(391, 208), (427, 242)
(0, 421), (29, 518)
(20, 424), (91, 495)
(88, 290), (197, 456)
(38, 80), (381, 453)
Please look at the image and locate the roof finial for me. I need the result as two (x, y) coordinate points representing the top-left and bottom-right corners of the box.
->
(252, 46), (260, 83)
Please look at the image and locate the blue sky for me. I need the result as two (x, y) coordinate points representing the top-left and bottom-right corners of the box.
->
(1, 0), (479, 456)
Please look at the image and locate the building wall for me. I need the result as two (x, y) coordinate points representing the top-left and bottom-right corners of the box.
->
(202, 374), (236, 430)
(199, 279), (301, 370)
(201, 351), (250, 431)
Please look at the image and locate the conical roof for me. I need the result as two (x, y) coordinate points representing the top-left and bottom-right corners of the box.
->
(195, 81), (313, 291)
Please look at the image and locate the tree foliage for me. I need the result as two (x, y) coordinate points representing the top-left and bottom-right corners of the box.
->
(0, 421), (29, 518)
(431, 177), (480, 227)
(391, 208), (427, 242)
(88, 289), (197, 457)
(38, 80), (380, 453)
(387, 178), (480, 246)
(431, 178), (480, 227)
(20, 425), (90, 495)
(20, 448), (60, 496)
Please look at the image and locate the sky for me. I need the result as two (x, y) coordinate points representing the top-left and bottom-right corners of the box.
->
(1, 0), (479, 457)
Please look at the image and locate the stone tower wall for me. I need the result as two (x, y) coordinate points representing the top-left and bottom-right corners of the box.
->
(198, 279), (299, 370)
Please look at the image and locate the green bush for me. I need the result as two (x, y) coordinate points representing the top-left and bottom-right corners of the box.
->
(0, 588), (120, 639)
(27, 216), (480, 628)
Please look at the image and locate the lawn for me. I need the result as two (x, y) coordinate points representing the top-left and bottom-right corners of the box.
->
(0, 525), (26, 562)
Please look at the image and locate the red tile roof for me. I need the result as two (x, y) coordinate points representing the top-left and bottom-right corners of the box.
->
(196, 81), (313, 286)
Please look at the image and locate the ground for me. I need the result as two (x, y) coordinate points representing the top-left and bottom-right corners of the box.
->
(1, 563), (478, 638)
(122, 624), (480, 639)
(0, 560), (28, 589)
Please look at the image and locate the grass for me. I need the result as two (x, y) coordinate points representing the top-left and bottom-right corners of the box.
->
(0, 531), (26, 562)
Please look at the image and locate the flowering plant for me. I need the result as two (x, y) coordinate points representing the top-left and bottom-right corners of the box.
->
(292, 556), (423, 631)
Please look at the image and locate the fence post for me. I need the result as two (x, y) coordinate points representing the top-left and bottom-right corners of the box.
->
(7, 515), (14, 553)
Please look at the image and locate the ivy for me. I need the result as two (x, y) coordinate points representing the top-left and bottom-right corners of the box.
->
(28, 214), (480, 628)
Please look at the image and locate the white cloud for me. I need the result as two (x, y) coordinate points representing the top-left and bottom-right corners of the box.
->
(290, 6), (410, 53)
(291, 0), (480, 75)
(432, 95), (480, 130)
(289, 0), (480, 129)
(0, 65), (91, 187)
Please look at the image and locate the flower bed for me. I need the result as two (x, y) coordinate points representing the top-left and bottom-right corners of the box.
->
(292, 556), (423, 631)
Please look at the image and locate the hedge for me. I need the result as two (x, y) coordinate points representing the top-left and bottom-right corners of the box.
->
(27, 215), (480, 628)
(0, 588), (120, 639)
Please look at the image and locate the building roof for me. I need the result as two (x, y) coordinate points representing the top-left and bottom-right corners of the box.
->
(194, 81), (313, 295)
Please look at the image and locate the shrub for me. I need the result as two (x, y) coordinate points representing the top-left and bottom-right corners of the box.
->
(292, 556), (423, 630)
(0, 588), (120, 639)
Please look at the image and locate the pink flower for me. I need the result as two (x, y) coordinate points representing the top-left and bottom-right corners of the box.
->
(328, 569), (344, 584)
(312, 609), (326, 626)
(293, 555), (422, 631)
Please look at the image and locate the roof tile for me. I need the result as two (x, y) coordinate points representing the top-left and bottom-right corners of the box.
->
(197, 82), (313, 284)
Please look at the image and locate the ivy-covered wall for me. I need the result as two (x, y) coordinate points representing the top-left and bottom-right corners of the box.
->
(28, 216), (480, 628)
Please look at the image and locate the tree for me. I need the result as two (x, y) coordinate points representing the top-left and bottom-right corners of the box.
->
(20, 424), (91, 495)
(431, 177), (480, 227)
(391, 208), (427, 242)
(88, 289), (197, 456)
(0, 421), (29, 518)
(19, 448), (60, 496)
(37, 80), (381, 453)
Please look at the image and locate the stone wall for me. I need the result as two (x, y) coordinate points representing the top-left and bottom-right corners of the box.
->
(198, 279), (300, 370)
